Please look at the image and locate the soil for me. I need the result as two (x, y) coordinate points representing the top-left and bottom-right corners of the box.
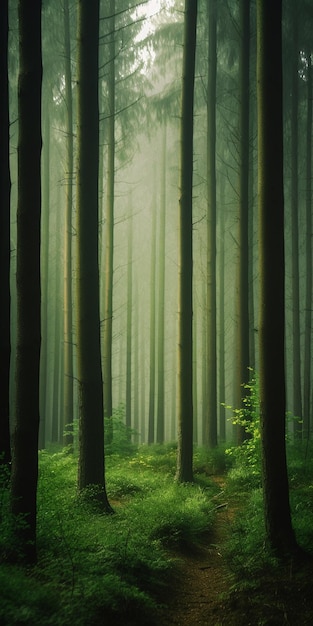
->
(153, 478), (313, 626)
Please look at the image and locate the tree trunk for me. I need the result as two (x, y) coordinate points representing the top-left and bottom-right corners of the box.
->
(39, 102), (50, 449)
(205, 0), (217, 448)
(76, 0), (112, 512)
(236, 0), (250, 444)
(103, 0), (115, 444)
(10, 0), (42, 564)
(125, 211), (133, 435)
(257, 0), (298, 557)
(148, 195), (157, 444)
(156, 125), (166, 444)
(303, 52), (312, 439)
(63, 0), (74, 450)
(0, 0), (11, 467)
(176, 0), (197, 483)
(290, 4), (302, 438)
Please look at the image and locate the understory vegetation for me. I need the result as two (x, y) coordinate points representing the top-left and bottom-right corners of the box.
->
(0, 418), (312, 625)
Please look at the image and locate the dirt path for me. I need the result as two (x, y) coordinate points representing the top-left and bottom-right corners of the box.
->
(156, 479), (237, 626)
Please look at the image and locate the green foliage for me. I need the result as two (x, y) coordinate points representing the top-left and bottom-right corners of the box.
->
(224, 372), (262, 489)
(225, 443), (313, 585)
(0, 446), (216, 625)
(104, 405), (138, 456)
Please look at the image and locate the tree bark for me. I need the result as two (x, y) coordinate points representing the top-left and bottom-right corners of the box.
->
(0, 0), (11, 467)
(63, 0), (74, 450)
(76, 0), (112, 512)
(303, 52), (312, 439)
(236, 0), (250, 444)
(10, 0), (42, 563)
(176, 0), (197, 483)
(290, 4), (302, 438)
(205, 0), (217, 448)
(257, 0), (298, 557)
(103, 0), (115, 444)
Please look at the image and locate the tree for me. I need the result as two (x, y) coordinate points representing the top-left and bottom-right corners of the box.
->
(290, 2), (302, 438)
(176, 0), (197, 483)
(10, 0), (42, 563)
(156, 124), (167, 444)
(204, 0), (218, 448)
(257, 0), (298, 556)
(0, 0), (11, 467)
(76, 0), (112, 511)
(303, 51), (312, 439)
(63, 0), (74, 449)
(102, 0), (115, 444)
(236, 0), (250, 444)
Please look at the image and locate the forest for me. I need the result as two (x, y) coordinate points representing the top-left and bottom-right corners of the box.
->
(0, 0), (313, 624)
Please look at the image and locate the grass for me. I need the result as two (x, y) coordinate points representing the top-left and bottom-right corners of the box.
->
(0, 444), (217, 625)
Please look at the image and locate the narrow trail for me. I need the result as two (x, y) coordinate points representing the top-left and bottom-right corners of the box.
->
(154, 477), (313, 626)
(156, 477), (238, 626)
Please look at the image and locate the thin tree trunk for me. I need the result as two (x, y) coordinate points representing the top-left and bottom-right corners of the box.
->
(63, 0), (74, 449)
(303, 52), (312, 439)
(176, 0), (197, 483)
(257, 0), (298, 557)
(10, 0), (42, 563)
(236, 0), (250, 444)
(219, 179), (226, 441)
(290, 4), (302, 438)
(205, 0), (218, 448)
(148, 196), (157, 444)
(156, 125), (166, 444)
(0, 0), (11, 467)
(76, 0), (112, 512)
(39, 104), (50, 449)
(103, 0), (115, 444)
(125, 212), (133, 435)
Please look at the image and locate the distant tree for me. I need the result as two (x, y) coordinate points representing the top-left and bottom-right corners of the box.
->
(176, 0), (197, 483)
(257, 0), (298, 556)
(10, 0), (42, 563)
(125, 210), (133, 436)
(156, 124), (167, 444)
(76, 0), (112, 511)
(303, 51), (312, 438)
(63, 0), (74, 450)
(204, 0), (218, 448)
(102, 0), (115, 444)
(148, 193), (157, 444)
(236, 0), (250, 444)
(0, 0), (11, 467)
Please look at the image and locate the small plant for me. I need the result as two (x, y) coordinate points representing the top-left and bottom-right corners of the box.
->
(224, 371), (262, 488)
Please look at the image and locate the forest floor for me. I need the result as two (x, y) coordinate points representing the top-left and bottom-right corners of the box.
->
(153, 476), (313, 626)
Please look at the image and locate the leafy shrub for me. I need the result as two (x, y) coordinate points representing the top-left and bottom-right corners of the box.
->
(224, 371), (262, 489)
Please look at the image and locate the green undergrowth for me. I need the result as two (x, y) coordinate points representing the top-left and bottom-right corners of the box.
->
(224, 441), (313, 584)
(0, 444), (217, 625)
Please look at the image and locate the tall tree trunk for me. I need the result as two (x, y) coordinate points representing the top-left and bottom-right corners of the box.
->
(236, 0), (250, 444)
(290, 4), (302, 438)
(125, 211), (133, 435)
(10, 0), (42, 563)
(63, 0), (74, 449)
(219, 179), (226, 441)
(303, 52), (312, 439)
(39, 103), (50, 449)
(257, 0), (297, 556)
(148, 197), (157, 444)
(103, 0), (115, 444)
(205, 0), (217, 448)
(76, 0), (112, 512)
(176, 0), (197, 483)
(0, 0), (11, 467)
(156, 125), (166, 444)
